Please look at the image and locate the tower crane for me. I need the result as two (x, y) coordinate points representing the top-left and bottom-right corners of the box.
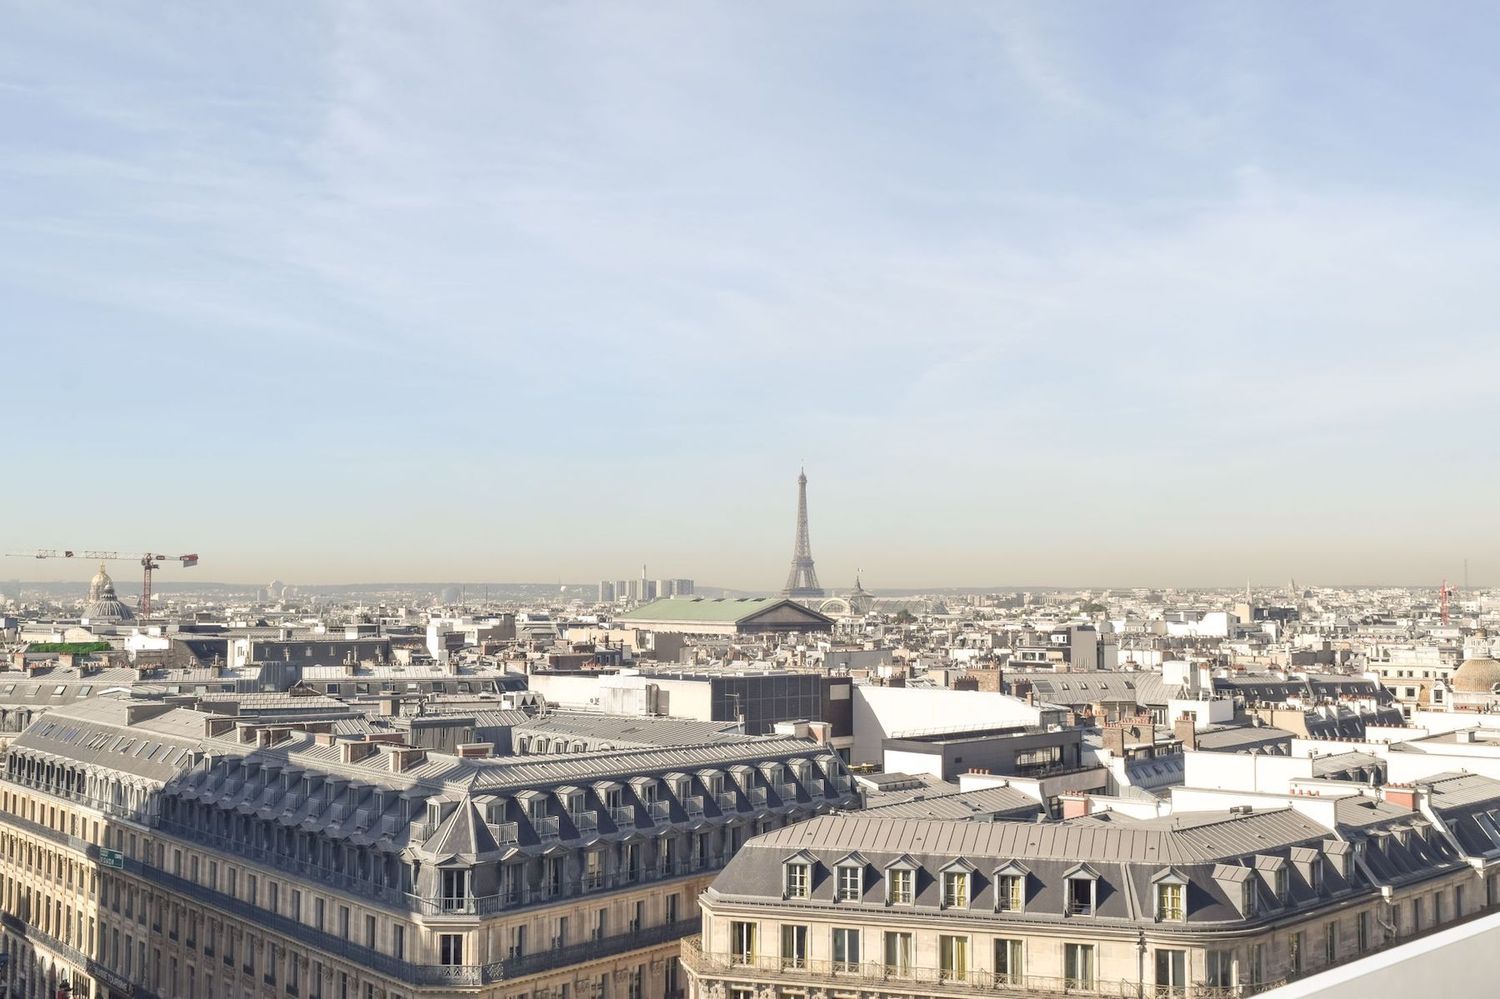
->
(4, 549), (199, 618)
(1440, 578), (1455, 626)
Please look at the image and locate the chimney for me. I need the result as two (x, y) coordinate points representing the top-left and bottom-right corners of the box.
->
(1382, 783), (1417, 810)
(456, 743), (492, 759)
(339, 738), (376, 764)
(1174, 714), (1198, 751)
(1061, 794), (1093, 820)
(1101, 726), (1126, 757)
(236, 723), (258, 744)
(388, 746), (427, 772)
(204, 717), (235, 738)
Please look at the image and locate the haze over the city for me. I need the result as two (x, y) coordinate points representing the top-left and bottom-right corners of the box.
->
(4, 2), (1496, 587)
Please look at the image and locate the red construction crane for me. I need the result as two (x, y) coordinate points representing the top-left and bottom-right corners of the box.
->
(4, 548), (199, 618)
(1440, 578), (1455, 626)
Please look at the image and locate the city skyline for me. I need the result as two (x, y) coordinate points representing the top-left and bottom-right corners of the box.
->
(5, 3), (1498, 585)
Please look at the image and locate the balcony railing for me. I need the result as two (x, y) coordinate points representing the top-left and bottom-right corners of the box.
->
(716, 792), (741, 813)
(680, 938), (1143, 998)
(611, 806), (637, 830)
(648, 799), (672, 822)
(534, 815), (561, 842)
(572, 812), (599, 836)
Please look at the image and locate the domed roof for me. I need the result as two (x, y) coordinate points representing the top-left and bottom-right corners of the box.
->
(83, 563), (133, 622)
(1452, 657), (1500, 694)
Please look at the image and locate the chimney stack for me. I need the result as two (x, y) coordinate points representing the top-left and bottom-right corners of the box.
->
(1382, 783), (1418, 810)
(1174, 714), (1198, 751)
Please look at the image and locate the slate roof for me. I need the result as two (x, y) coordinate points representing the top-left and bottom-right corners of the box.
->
(513, 713), (753, 748)
(744, 809), (1330, 866)
(859, 784), (1042, 821)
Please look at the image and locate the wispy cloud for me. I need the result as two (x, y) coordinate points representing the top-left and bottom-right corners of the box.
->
(2, 1), (1497, 584)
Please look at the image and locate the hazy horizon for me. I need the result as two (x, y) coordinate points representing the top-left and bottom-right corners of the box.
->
(5, 3), (1496, 589)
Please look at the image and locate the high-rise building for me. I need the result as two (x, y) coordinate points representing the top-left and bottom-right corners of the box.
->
(598, 580), (616, 603)
(782, 468), (824, 599)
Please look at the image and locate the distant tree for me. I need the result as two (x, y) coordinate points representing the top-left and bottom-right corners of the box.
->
(1081, 602), (1108, 615)
(893, 609), (917, 625)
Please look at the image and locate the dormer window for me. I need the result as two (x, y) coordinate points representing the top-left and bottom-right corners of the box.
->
(1274, 868), (1288, 901)
(784, 860), (811, 899)
(1152, 868), (1188, 921)
(941, 869), (970, 909)
(1064, 864), (1100, 916)
(1156, 882), (1185, 920)
(836, 864), (863, 902)
(993, 861), (1029, 913)
(886, 866), (914, 905)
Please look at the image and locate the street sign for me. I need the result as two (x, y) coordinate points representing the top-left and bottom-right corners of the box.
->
(98, 848), (124, 870)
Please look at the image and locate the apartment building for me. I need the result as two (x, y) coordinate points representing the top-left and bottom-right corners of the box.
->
(0, 695), (859, 999)
(683, 778), (1500, 999)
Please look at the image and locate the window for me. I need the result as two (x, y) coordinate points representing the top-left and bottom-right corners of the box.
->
(1357, 911), (1371, 953)
(1155, 949), (1187, 997)
(1324, 921), (1337, 963)
(441, 869), (469, 911)
(939, 935), (968, 982)
(1251, 943), (1265, 985)
(1206, 950), (1233, 988)
(1273, 867), (1288, 901)
(1064, 943), (1096, 990)
(784, 862), (810, 900)
(997, 873), (1024, 912)
(941, 870), (969, 909)
(780, 924), (808, 969)
(995, 938), (1023, 985)
(439, 934), (463, 967)
(883, 931), (913, 977)
(836, 865), (863, 902)
(1156, 882), (1185, 921)
(730, 921), (756, 964)
(832, 927), (860, 972)
(1066, 876), (1096, 916)
(1289, 931), (1303, 974)
(887, 867), (913, 905)
(1434, 890), (1446, 924)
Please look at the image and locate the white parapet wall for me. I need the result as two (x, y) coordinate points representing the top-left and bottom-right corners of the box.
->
(1257, 912), (1500, 999)
(851, 685), (1045, 766)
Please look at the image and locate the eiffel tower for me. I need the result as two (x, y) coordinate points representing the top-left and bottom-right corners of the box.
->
(782, 467), (825, 599)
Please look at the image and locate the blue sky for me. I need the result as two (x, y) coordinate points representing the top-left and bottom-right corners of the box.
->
(3, 2), (1497, 588)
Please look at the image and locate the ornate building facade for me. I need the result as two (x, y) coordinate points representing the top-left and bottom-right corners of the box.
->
(683, 779), (1500, 999)
(0, 695), (859, 998)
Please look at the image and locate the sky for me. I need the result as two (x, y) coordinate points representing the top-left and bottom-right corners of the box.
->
(3, 2), (1498, 590)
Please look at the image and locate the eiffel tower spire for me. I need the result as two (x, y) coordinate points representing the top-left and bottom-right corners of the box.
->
(783, 467), (825, 599)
